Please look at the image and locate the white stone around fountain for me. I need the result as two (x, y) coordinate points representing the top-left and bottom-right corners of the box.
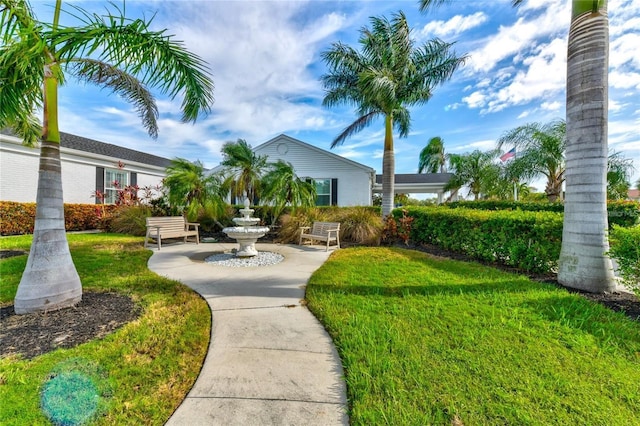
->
(223, 199), (269, 257)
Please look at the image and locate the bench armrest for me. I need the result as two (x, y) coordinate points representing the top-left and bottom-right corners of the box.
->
(299, 226), (311, 231)
(186, 222), (200, 229)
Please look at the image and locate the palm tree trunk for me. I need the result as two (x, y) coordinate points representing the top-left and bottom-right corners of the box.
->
(14, 65), (82, 314)
(381, 115), (395, 217)
(558, 1), (615, 292)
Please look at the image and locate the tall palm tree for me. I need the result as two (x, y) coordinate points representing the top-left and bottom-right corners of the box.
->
(164, 158), (226, 222)
(418, 136), (448, 173)
(445, 150), (500, 200)
(497, 120), (566, 202)
(220, 139), (268, 204)
(1, 0), (214, 314)
(559, 1), (615, 292)
(420, 0), (615, 293)
(321, 11), (466, 217)
(261, 160), (317, 225)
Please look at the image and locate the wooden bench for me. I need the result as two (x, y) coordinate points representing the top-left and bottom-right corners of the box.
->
(299, 221), (340, 251)
(144, 216), (200, 250)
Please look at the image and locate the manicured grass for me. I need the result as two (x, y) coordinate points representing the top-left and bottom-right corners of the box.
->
(0, 234), (211, 425)
(306, 247), (640, 425)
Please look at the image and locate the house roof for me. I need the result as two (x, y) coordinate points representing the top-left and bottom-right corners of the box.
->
(256, 134), (376, 173)
(373, 173), (453, 194)
(1, 129), (172, 168)
(375, 173), (453, 185)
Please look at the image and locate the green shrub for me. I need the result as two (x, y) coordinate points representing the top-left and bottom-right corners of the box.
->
(0, 202), (114, 235)
(106, 205), (153, 236)
(444, 200), (639, 228)
(0, 202), (36, 235)
(399, 206), (563, 273)
(334, 206), (383, 245)
(608, 225), (640, 296)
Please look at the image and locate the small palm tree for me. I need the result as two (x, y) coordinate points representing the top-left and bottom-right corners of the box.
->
(221, 139), (268, 204)
(1, 0), (214, 313)
(607, 151), (635, 200)
(164, 158), (227, 222)
(497, 120), (566, 202)
(261, 160), (317, 225)
(321, 11), (466, 216)
(418, 136), (448, 173)
(445, 150), (500, 200)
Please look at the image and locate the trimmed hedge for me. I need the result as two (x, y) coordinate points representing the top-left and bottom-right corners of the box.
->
(397, 206), (563, 273)
(445, 200), (639, 228)
(609, 226), (640, 294)
(0, 202), (113, 235)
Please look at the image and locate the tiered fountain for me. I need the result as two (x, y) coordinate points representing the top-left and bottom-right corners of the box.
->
(223, 199), (269, 257)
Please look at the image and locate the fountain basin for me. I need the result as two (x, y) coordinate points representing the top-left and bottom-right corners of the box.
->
(222, 226), (269, 257)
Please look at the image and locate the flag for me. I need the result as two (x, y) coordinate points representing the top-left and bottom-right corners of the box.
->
(500, 147), (516, 162)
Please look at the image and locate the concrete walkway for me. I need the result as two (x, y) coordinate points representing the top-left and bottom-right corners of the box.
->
(147, 242), (348, 426)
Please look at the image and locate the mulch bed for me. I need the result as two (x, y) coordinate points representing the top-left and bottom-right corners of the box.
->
(1, 291), (141, 360)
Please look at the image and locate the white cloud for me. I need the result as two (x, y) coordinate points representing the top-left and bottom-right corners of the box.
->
(541, 101), (561, 111)
(419, 12), (487, 39)
(465, 0), (568, 73)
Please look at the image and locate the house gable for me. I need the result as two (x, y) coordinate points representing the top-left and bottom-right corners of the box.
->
(254, 134), (375, 175)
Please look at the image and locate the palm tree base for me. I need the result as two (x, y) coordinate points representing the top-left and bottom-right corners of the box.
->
(14, 231), (83, 314)
(15, 274), (82, 314)
(558, 250), (617, 293)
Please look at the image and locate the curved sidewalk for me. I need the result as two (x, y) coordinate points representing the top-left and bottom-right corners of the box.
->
(148, 242), (348, 426)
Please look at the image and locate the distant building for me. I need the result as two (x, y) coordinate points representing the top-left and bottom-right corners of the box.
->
(628, 189), (640, 201)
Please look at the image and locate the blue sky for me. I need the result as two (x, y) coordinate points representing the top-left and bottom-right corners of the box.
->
(34, 0), (640, 191)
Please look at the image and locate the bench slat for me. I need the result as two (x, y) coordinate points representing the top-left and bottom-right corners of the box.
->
(145, 216), (199, 250)
(299, 221), (340, 251)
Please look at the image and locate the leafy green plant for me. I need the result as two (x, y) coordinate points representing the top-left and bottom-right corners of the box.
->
(608, 225), (640, 296)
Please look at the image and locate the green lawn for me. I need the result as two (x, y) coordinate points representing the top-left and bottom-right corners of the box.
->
(0, 234), (211, 425)
(306, 247), (640, 425)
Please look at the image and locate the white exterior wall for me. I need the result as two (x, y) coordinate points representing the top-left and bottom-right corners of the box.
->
(1, 135), (166, 204)
(0, 144), (40, 202)
(254, 135), (375, 206)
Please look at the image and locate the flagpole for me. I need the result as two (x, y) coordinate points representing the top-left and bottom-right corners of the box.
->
(513, 149), (518, 201)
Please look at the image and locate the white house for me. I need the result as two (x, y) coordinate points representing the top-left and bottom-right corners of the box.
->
(250, 134), (376, 206)
(1, 130), (452, 206)
(0, 131), (170, 204)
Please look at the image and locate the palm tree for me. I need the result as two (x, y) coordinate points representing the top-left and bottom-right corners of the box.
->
(321, 11), (466, 217)
(261, 160), (317, 225)
(607, 151), (635, 200)
(220, 139), (268, 204)
(164, 158), (226, 222)
(422, 0), (615, 293)
(1, 1), (214, 314)
(445, 150), (500, 200)
(497, 120), (566, 202)
(418, 136), (448, 173)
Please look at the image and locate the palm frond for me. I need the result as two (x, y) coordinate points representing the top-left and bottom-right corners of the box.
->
(71, 58), (159, 138)
(51, 6), (214, 123)
(331, 111), (381, 148)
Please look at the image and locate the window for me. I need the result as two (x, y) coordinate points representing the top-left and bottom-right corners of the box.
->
(104, 168), (129, 204)
(315, 179), (331, 206)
